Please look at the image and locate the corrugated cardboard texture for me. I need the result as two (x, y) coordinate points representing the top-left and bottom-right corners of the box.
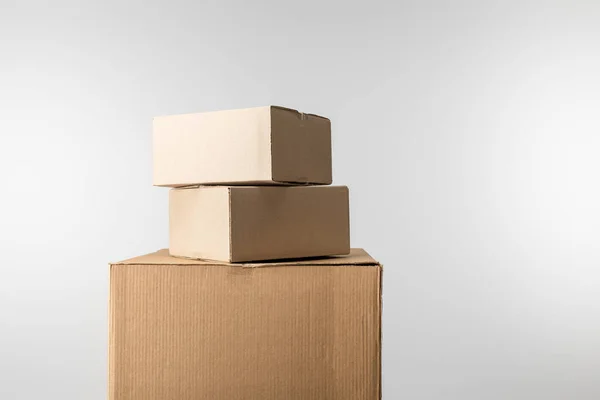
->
(109, 250), (381, 400)
(169, 185), (350, 262)
(153, 106), (332, 186)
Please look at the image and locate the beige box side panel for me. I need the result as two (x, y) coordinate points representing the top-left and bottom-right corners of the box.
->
(169, 187), (231, 261)
(229, 186), (349, 262)
(270, 107), (332, 184)
(153, 106), (273, 186)
(109, 264), (380, 400)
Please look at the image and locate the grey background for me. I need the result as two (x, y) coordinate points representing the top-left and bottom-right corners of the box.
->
(1, 1), (599, 399)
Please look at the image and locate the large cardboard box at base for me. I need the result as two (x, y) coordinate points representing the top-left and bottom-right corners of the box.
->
(109, 249), (382, 400)
(169, 185), (350, 262)
(153, 106), (332, 186)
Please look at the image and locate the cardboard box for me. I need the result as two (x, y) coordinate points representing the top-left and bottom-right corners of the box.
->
(169, 185), (350, 262)
(109, 249), (382, 400)
(153, 106), (332, 186)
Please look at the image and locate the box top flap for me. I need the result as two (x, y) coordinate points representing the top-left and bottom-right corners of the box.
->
(112, 248), (379, 268)
(271, 105), (330, 121)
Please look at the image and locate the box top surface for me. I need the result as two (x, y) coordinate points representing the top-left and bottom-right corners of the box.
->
(153, 105), (330, 121)
(113, 248), (379, 268)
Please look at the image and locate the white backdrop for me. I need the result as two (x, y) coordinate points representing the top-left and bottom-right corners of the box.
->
(1, 1), (600, 399)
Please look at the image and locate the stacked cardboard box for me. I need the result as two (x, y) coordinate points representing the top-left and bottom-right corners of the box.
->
(109, 106), (382, 400)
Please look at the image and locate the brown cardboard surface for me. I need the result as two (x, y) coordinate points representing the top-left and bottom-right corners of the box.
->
(169, 185), (350, 262)
(114, 248), (376, 267)
(153, 105), (332, 187)
(109, 251), (381, 400)
(270, 106), (332, 184)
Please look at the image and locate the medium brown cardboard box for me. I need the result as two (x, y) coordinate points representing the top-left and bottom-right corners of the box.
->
(169, 185), (350, 262)
(153, 106), (332, 186)
(109, 249), (382, 400)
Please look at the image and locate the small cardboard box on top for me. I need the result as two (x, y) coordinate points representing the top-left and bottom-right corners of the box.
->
(153, 105), (332, 187)
(169, 185), (350, 262)
(109, 249), (382, 400)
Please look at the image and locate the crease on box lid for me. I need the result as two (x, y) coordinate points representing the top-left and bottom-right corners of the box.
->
(112, 248), (379, 268)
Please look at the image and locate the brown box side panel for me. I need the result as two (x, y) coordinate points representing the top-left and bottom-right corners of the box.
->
(229, 186), (350, 262)
(109, 264), (380, 400)
(270, 106), (332, 185)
